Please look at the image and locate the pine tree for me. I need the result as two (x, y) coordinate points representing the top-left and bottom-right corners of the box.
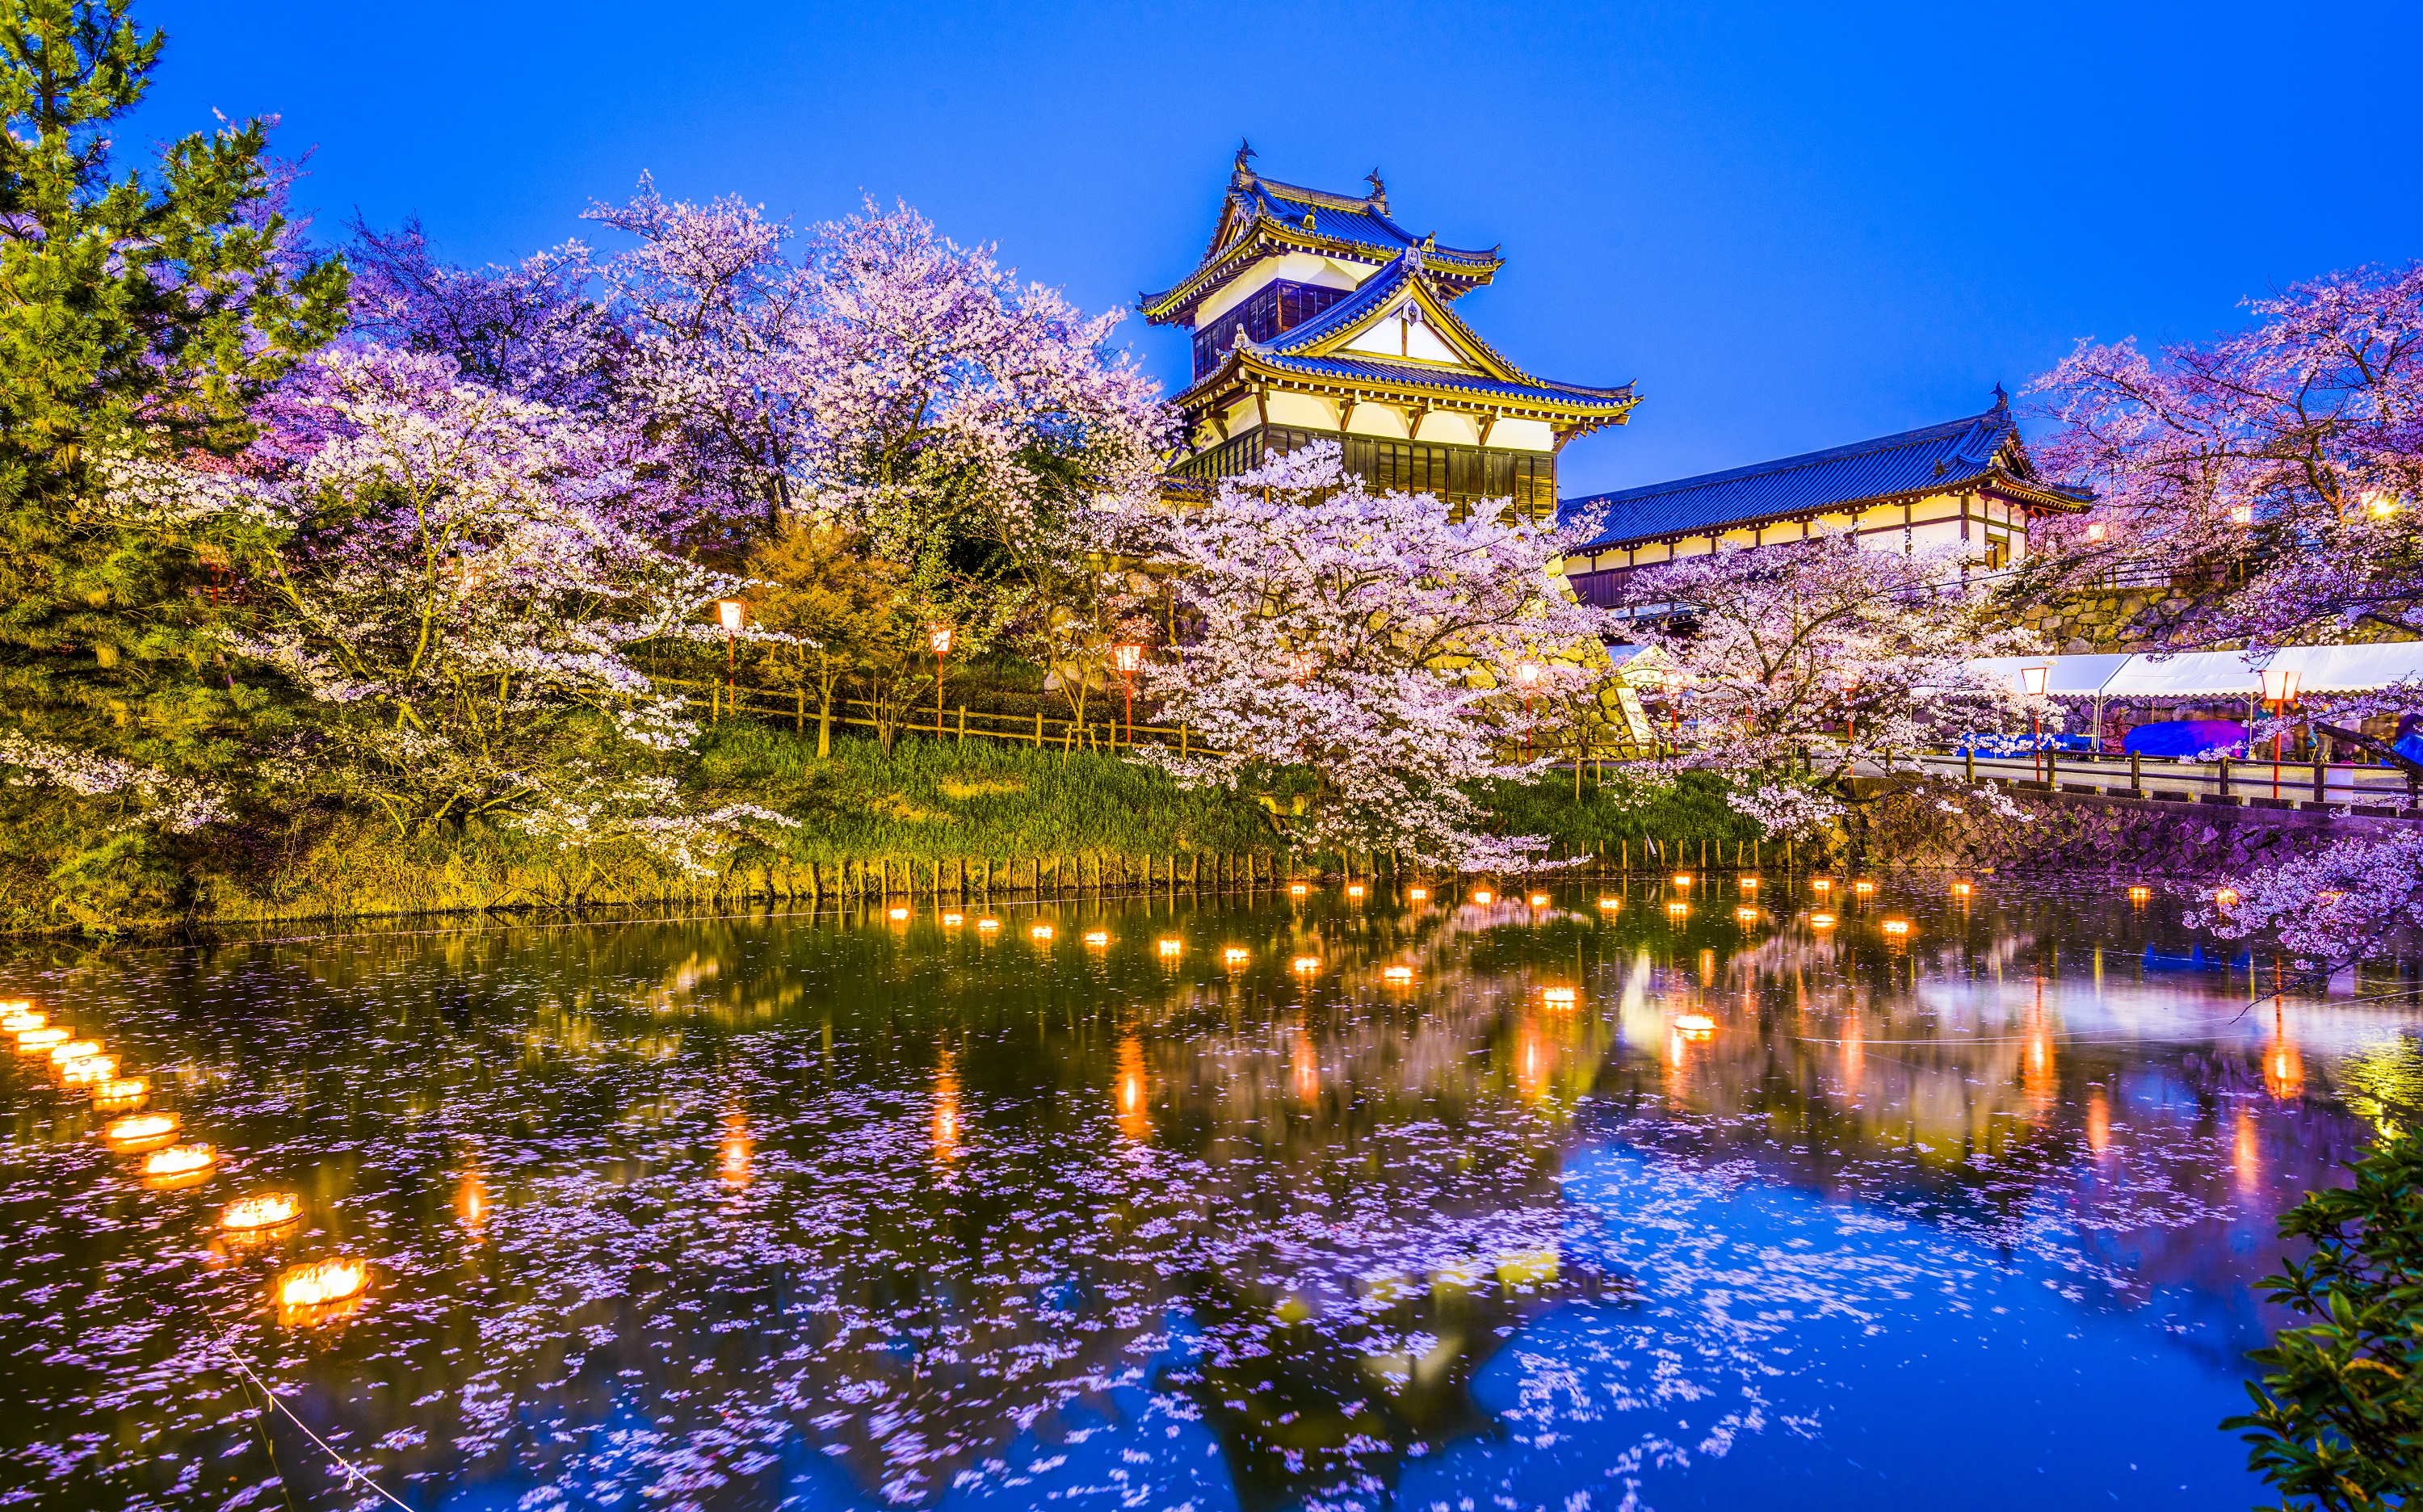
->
(0, 0), (348, 923)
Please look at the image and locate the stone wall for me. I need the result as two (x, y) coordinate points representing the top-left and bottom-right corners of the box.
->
(1854, 782), (2417, 877)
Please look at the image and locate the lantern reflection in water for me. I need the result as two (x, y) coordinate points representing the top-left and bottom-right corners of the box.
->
(1597, 897), (1619, 910)
(2266, 1040), (2305, 1101)
(1810, 913), (1837, 928)
(2127, 885), (2152, 904)
(47, 1038), (103, 1065)
(1472, 888), (1493, 904)
(2233, 1108), (2262, 1191)
(103, 1112), (180, 1152)
(1290, 883), (1308, 896)
(1114, 1035), (1149, 1142)
(1, 1007), (40, 1032)
(1031, 923), (1054, 940)
(1514, 1023), (1548, 1102)
(1735, 906), (1759, 923)
(15, 1026), (68, 1053)
(1346, 884), (1365, 898)
(1083, 930), (1110, 947)
(1156, 938), (1182, 957)
(718, 1111), (750, 1189)
(1738, 876), (1758, 891)
(1291, 1034), (1320, 1103)
(1541, 986), (1577, 1008)
(1407, 886), (1428, 901)
(1291, 956), (1320, 974)
(888, 907), (909, 922)
(1840, 1011), (1863, 1091)
(943, 913), (964, 927)
(1853, 880), (1876, 895)
(457, 1174), (489, 1234)
(1812, 877), (1833, 893)
(222, 1192), (301, 1233)
(1381, 964), (1413, 985)
(275, 1258), (368, 1324)
(1673, 1014), (1716, 1038)
(1672, 873), (1692, 887)
(141, 1144), (217, 1189)
(91, 1077), (148, 1111)
(2086, 1088), (2111, 1156)
(976, 918), (1000, 933)
(1881, 918), (1911, 936)
(1951, 880), (1973, 897)
(932, 1058), (963, 1163)
(1665, 901), (1688, 916)
(1528, 892), (1549, 908)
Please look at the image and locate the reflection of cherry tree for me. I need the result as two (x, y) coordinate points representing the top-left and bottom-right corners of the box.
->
(1607, 531), (2043, 839)
(2026, 265), (2423, 972)
(1141, 442), (1611, 870)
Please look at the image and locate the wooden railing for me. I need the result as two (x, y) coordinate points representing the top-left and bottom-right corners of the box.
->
(1904, 749), (2419, 813)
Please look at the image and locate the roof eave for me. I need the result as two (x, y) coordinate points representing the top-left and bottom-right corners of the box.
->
(1566, 469), (2090, 552)
(1141, 225), (1502, 326)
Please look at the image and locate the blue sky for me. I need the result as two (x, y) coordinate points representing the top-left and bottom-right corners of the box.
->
(144, 0), (2420, 498)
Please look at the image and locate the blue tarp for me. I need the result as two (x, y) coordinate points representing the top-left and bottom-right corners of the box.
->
(2123, 720), (2248, 758)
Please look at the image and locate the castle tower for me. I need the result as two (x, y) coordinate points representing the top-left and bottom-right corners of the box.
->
(1142, 145), (1636, 514)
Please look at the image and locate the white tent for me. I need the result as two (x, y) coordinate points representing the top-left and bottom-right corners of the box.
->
(2263, 642), (2423, 693)
(1968, 653), (2135, 698)
(1963, 642), (2423, 746)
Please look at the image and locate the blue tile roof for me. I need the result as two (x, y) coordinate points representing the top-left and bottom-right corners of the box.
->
(1557, 405), (2086, 548)
(1253, 352), (1638, 411)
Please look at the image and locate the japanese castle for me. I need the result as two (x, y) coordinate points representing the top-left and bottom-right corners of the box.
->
(1144, 146), (1638, 514)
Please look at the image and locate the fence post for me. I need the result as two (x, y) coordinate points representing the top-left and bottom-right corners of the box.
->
(958, 704), (967, 746)
(2217, 756), (2232, 802)
(2312, 761), (2326, 806)
(2130, 750), (2142, 797)
(1034, 710), (1044, 747)
(1180, 722), (1189, 758)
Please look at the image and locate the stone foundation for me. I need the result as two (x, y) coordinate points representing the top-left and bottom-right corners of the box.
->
(1856, 783), (2417, 877)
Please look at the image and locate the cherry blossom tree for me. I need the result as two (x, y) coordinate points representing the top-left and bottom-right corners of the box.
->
(106, 345), (792, 873)
(2030, 264), (2423, 972)
(1606, 531), (2045, 839)
(1137, 442), (1610, 871)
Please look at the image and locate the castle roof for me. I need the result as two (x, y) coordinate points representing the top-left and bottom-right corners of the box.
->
(1140, 152), (1502, 327)
(1557, 399), (2089, 548)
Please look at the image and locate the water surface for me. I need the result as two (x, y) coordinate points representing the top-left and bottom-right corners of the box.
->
(5, 879), (2419, 1512)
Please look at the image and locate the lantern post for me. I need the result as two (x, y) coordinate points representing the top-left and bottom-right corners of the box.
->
(1514, 659), (1542, 760)
(1111, 643), (1144, 746)
(715, 598), (746, 721)
(2259, 665), (2301, 799)
(2019, 664), (2051, 783)
(926, 621), (955, 736)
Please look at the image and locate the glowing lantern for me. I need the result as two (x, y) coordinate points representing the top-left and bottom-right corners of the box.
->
(0, 1007), (41, 1031)
(1290, 883), (1308, 896)
(91, 1077), (148, 1111)
(1673, 1014), (1715, 1037)
(1951, 880), (1972, 897)
(1852, 880), (1875, 895)
(2229, 504), (2255, 525)
(1382, 965), (1414, 985)
(1472, 888), (1494, 904)
(1673, 872), (1693, 887)
(715, 598), (745, 633)
(1031, 923), (1055, 940)
(1291, 956), (1320, 974)
(2127, 884), (2151, 902)
(1407, 887), (1428, 901)
(943, 912), (964, 926)
(1347, 884), (1366, 898)
(1597, 897), (1620, 909)
(1528, 892), (1549, 907)
(2084, 521), (2106, 543)
(103, 1111), (180, 1152)
(2214, 886), (2240, 910)
(142, 1143), (218, 1188)
(47, 1038), (102, 1065)
(1665, 901), (1687, 915)
(1222, 947), (1249, 966)
(1513, 660), (1542, 688)
(1083, 930), (1110, 947)
(1157, 938), (1182, 956)
(221, 1193), (300, 1233)
(1738, 876), (1758, 890)
(1882, 918), (1912, 936)
(16, 1026), (69, 1053)
(888, 906), (909, 922)
(926, 622), (955, 657)
(275, 1258), (368, 1322)
(1812, 878), (1833, 892)
(1736, 906), (1759, 923)
(59, 1053), (117, 1086)
(976, 918), (1001, 932)
(1543, 986), (1577, 1007)
(1810, 912), (1837, 928)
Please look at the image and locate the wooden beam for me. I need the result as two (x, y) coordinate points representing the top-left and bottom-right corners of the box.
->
(1477, 412), (1498, 447)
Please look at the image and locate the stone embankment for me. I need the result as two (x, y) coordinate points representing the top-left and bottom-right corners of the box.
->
(1856, 780), (2416, 877)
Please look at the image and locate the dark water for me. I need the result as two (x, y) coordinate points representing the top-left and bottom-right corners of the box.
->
(5, 880), (2420, 1512)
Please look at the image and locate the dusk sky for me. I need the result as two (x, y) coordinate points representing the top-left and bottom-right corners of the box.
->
(145, 0), (2421, 499)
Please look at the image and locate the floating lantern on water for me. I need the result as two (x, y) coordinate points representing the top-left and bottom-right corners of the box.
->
(16, 1026), (69, 1054)
(1382, 965), (1414, 985)
(1528, 892), (1549, 908)
(2214, 886), (2240, 910)
(976, 918), (1000, 932)
(1291, 956), (1319, 974)
(1347, 884), (1365, 898)
(91, 1077), (147, 1111)
(1542, 986), (1577, 1007)
(1882, 918), (1912, 936)
(1736, 906), (1759, 923)
(1738, 876), (1759, 891)
(2127, 885), (2151, 903)
(1083, 930), (1110, 947)
(103, 1111), (180, 1152)
(0, 998), (31, 1014)
(1951, 880), (1973, 897)
(1665, 901), (1688, 915)
(1472, 888), (1494, 904)
(1, 1007), (41, 1032)
(275, 1258), (368, 1323)
(1673, 1014), (1715, 1037)
(59, 1053), (117, 1086)
(1031, 923), (1054, 940)
(221, 1192), (300, 1233)
(1222, 947), (1249, 966)
(888, 906), (909, 922)
(142, 1143), (217, 1188)
(1597, 896), (1620, 909)
(1810, 912), (1837, 928)
(1852, 880), (1876, 895)
(1157, 938), (1182, 956)
(1407, 887), (1428, 901)
(47, 1039), (102, 1065)
(943, 912), (964, 926)
(1673, 873), (1692, 887)
(1812, 877), (1834, 892)
(1290, 883), (1308, 896)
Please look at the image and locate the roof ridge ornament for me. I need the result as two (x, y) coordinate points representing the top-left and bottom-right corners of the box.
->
(1365, 167), (1387, 208)
(1233, 138), (1258, 185)
(1991, 381), (2009, 410)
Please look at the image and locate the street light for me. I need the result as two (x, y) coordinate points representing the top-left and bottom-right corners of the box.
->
(926, 621), (954, 735)
(1514, 660), (1543, 758)
(2019, 663), (2051, 783)
(2259, 665), (2301, 799)
(1111, 642), (1144, 746)
(1839, 670), (1861, 751)
(715, 598), (746, 720)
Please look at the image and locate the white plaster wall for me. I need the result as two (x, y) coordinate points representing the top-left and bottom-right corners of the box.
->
(1343, 405), (1409, 439)
(1194, 253), (1371, 326)
(1413, 411), (1479, 446)
(1488, 418), (1556, 452)
(1263, 391), (1335, 430)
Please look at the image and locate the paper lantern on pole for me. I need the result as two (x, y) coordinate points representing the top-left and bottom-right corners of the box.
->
(715, 598), (746, 633)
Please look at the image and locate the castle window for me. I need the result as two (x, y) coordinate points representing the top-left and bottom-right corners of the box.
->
(1191, 280), (1353, 378)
